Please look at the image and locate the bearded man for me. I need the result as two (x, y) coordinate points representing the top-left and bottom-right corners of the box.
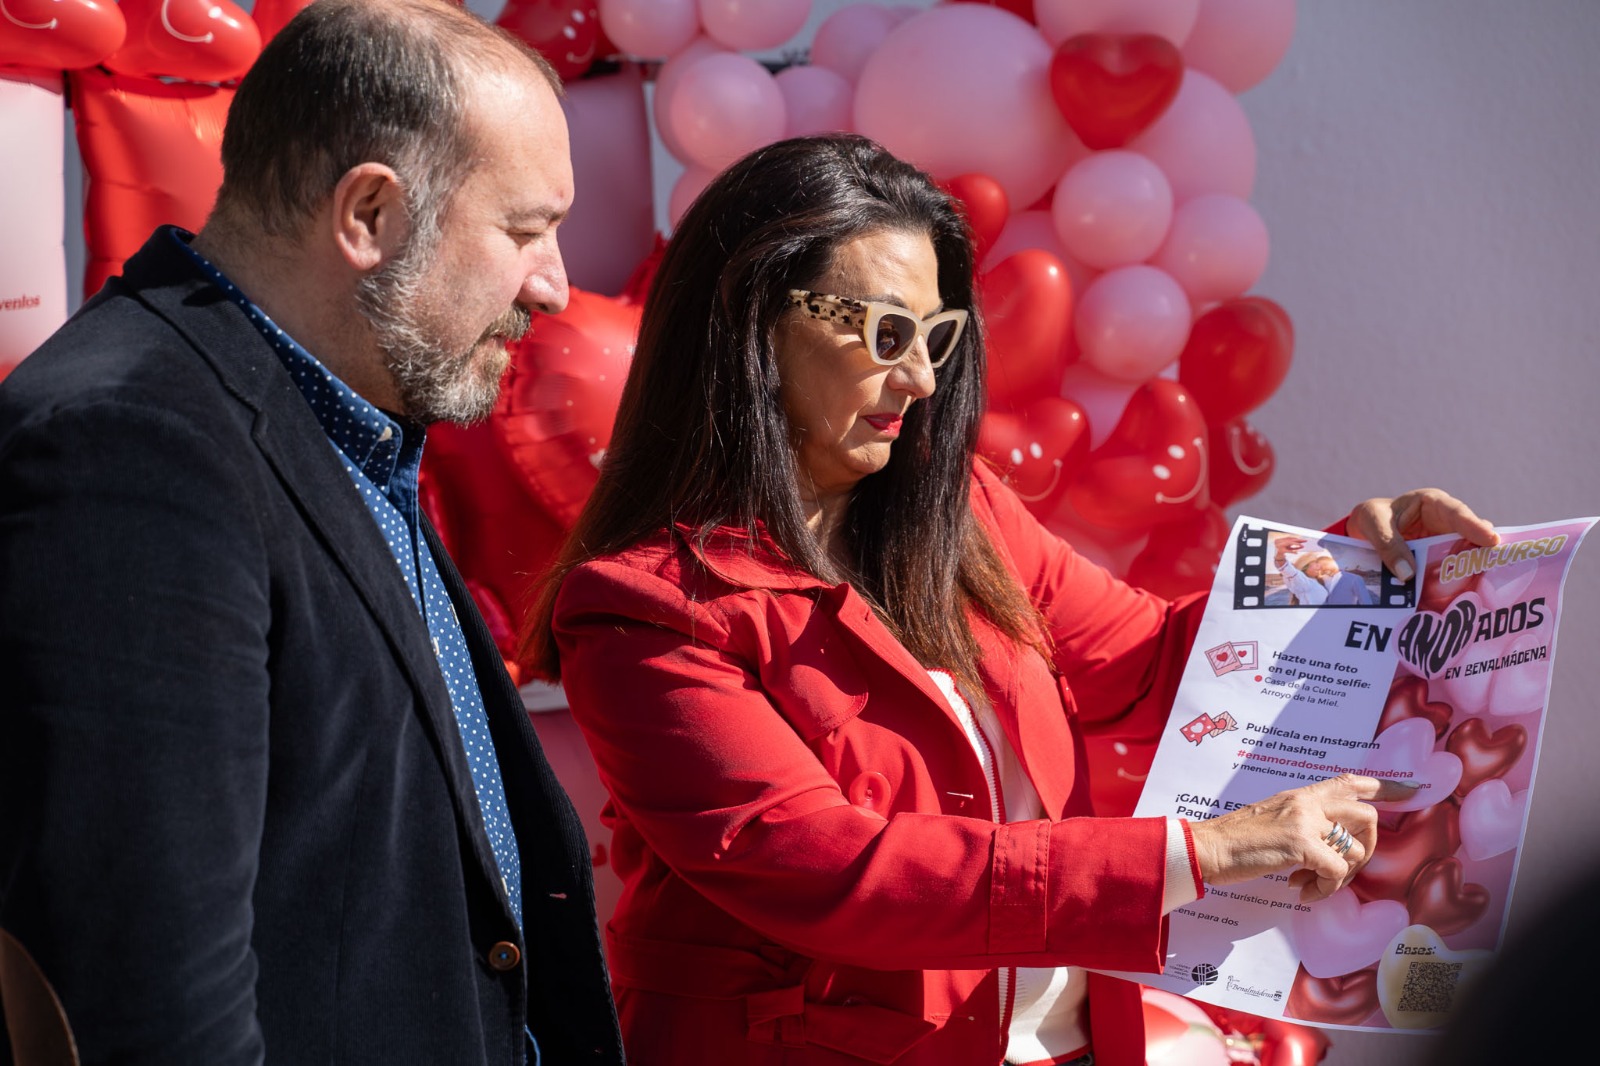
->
(0, 0), (623, 1061)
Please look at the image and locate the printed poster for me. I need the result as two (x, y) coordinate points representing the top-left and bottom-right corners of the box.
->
(1099, 515), (1597, 1033)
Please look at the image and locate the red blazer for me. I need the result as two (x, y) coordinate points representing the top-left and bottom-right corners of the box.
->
(553, 462), (1209, 1066)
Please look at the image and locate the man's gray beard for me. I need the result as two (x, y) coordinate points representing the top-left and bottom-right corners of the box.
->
(355, 244), (529, 426)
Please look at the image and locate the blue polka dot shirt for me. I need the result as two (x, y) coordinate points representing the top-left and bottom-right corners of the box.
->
(174, 230), (525, 933)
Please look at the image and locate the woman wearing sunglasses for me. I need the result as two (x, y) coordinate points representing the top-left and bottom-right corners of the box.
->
(520, 134), (1494, 1066)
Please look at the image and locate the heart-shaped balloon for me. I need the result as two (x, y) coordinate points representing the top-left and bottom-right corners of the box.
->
(980, 248), (1075, 410)
(1377, 673), (1454, 740)
(1351, 799), (1460, 904)
(1458, 779), (1526, 863)
(1289, 887), (1410, 979)
(1406, 856), (1490, 936)
(1205, 416), (1274, 509)
(1364, 717), (1463, 813)
(103, 0), (261, 81)
(0, 0), (125, 69)
(939, 172), (1010, 265)
(1286, 965), (1379, 1027)
(1047, 32), (1184, 150)
(497, 0), (601, 81)
(493, 286), (641, 527)
(1375, 924), (1495, 1030)
(1066, 378), (1209, 531)
(1177, 296), (1294, 425)
(976, 397), (1090, 518)
(1445, 717), (1526, 797)
(1139, 988), (1228, 1066)
(1417, 539), (1484, 615)
(1123, 504), (1229, 599)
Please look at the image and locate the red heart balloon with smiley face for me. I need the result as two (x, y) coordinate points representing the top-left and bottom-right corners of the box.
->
(1446, 717), (1527, 798)
(1407, 856), (1490, 935)
(1047, 33), (1183, 150)
(1066, 378), (1209, 532)
(977, 397), (1090, 518)
(1286, 965), (1379, 1027)
(1351, 798), (1461, 904)
(104, 0), (261, 81)
(1378, 673), (1455, 740)
(1206, 416), (1274, 509)
(0, 0), (126, 69)
(497, 0), (602, 81)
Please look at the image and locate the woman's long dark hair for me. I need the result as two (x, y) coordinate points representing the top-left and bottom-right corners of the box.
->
(522, 134), (1041, 690)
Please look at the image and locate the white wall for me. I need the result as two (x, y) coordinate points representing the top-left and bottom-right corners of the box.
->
(54, 2), (1600, 1061)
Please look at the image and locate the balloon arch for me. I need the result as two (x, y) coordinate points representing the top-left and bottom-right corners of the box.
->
(0, 2), (1313, 1058)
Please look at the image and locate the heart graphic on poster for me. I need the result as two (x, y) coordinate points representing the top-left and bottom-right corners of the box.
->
(1395, 591), (1484, 681)
(1286, 966), (1379, 1027)
(1376, 673), (1453, 740)
(1474, 555), (1539, 611)
(1418, 539), (1483, 615)
(1484, 629), (1553, 718)
(1405, 856), (1489, 935)
(1365, 718), (1462, 813)
(1458, 779), (1527, 862)
(1287, 888), (1410, 979)
(1445, 717), (1526, 798)
(1376, 925), (1494, 1030)
(1351, 799), (1460, 904)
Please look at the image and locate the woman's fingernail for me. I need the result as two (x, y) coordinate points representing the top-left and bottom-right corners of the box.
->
(1393, 558), (1415, 582)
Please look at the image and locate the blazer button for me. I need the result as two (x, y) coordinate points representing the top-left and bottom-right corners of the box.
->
(488, 941), (521, 972)
(848, 771), (892, 811)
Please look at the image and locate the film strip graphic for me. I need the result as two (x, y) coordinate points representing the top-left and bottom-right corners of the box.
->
(1233, 524), (1415, 610)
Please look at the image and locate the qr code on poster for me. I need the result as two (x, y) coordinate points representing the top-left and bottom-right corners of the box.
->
(1397, 959), (1465, 1014)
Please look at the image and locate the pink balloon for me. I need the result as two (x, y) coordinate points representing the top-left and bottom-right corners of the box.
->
(1151, 193), (1268, 304)
(558, 66), (657, 297)
(1051, 150), (1173, 270)
(1035, 0), (1200, 47)
(699, 0), (809, 52)
(597, 0), (699, 59)
(1182, 0), (1296, 94)
(1074, 265), (1190, 381)
(1126, 68), (1256, 203)
(666, 51), (786, 170)
(651, 37), (732, 163)
(810, 2), (899, 85)
(668, 163), (719, 229)
(855, 6), (1081, 212)
(775, 64), (853, 138)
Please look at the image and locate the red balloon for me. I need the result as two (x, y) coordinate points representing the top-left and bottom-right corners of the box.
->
(1407, 856), (1490, 935)
(493, 286), (641, 527)
(1257, 1018), (1331, 1066)
(103, 0), (260, 82)
(1123, 504), (1229, 599)
(496, 0), (600, 81)
(939, 172), (1010, 265)
(976, 396), (1090, 518)
(1047, 33), (1184, 150)
(1377, 673), (1454, 740)
(1350, 799), (1461, 903)
(70, 68), (230, 297)
(250, 0), (317, 44)
(1067, 378), (1209, 532)
(1286, 965), (1379, 1027)
(1446, 717), (1527, 797)
(0, 0), (125, 70)
(980, 248), (1074, 409)
(949, 0), (1036, 22)
(1206, 416), (1274, 508)
(1178, 296), (1294, 425)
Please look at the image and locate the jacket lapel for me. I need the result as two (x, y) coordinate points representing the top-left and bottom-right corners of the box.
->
(122, 231), (513, 917)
